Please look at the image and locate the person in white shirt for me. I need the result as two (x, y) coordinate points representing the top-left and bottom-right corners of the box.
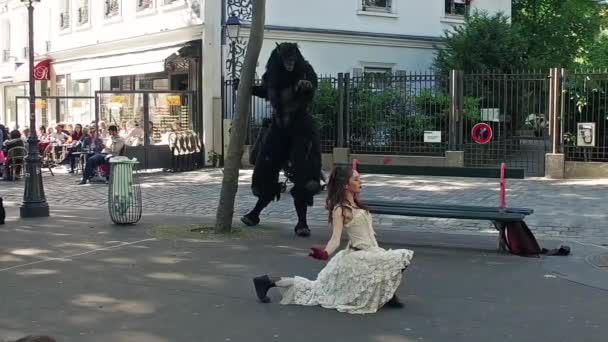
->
(50, 124), (70, 144)
(79, 125), (126, 184)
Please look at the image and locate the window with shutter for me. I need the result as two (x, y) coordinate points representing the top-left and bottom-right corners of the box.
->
(77, 0), (90, 26)
(1, 19), (9, 61)
(137, 0), (154, 12)
(104, 0), (121, 19)
(361, 0), (392, 13)
(59, 0), (70, 29)
(445, 0), (470, 16)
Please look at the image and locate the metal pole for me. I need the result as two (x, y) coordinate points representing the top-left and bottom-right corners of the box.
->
(21, 0), (49, 218)
(230, 39), (237, 113)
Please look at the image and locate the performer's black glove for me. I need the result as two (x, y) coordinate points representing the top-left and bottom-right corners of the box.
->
(309, 247), (329, 260)
(232, 78), (240, 92)
(295, 80), (313, 92)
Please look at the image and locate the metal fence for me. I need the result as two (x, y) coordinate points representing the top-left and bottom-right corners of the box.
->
(223, 77), (339, 153)
(561, 70), (608, 162)
(460, 71), (551, 176)
(346, 72), (449, 155)
(223, 72), (449, 155)
(222, 68), (608, 175)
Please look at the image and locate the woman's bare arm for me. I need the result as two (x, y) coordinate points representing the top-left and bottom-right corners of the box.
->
(324, 207), (345, 256)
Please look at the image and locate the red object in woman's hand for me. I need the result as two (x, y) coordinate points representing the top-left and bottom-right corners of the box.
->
(309, 247), (329, 260)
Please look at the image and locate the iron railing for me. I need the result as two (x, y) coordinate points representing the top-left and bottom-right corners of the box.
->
(346, 72), (449, 155)
(223, 76), (339, 153)
(461, 70), (550, 176)
(223, 72), (449, 155)
(561, 69), (608, 162)
(221, 69), (606, 175)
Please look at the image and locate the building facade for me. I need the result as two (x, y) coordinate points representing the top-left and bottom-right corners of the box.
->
(0, 0), (511, 163)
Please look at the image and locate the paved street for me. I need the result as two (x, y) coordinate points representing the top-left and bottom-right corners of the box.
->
(2, 167), (607, 244)
(1, 208), (607, 342)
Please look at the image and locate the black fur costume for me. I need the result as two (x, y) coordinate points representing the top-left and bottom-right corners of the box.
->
(240, 42), (322, 237)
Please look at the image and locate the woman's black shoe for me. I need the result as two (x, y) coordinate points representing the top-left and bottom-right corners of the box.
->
(253, 275), (275, 303)
(386, 294), (404, 308)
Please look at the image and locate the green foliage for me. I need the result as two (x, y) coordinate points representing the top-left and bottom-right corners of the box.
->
(348, 85), (448, 146)
(349, 85), (409, 136)
(435, 2), (606, 72)
(415, 90), (450, 115)
(312, 80), (339, 131)
(513, 0), (604, 68)
(463, 96), (481, 122)
(434, 11), (528, 74)
(578, 33), (608, 69)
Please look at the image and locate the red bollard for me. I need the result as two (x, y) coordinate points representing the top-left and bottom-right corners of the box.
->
(500, 162), (506, 211)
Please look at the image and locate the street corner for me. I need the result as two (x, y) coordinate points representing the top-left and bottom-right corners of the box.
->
(588, 252), (608, 270)
(541, 241), (608, 291)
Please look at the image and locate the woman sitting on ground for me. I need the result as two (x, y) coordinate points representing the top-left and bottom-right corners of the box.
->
(253, 165), (414, 314)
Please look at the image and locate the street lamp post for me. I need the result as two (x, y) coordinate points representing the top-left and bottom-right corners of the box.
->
(20, 0), (49, 218)
(226, 14), (241, 105)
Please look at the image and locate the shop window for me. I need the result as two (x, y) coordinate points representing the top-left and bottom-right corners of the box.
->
(4, 85), (27, 130)
(98, 93), (145, 145)
(69, 79), (91, 97)
(56, 75), (67, 96)
(149, 93), (190, 145)
(136, 73), (169, 90)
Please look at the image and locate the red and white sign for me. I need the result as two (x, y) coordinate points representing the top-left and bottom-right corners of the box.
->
(33, 59), (51, 80)
(471, 123), (493, 145)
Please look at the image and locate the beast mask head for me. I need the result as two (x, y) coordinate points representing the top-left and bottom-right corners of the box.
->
(274, 42), (302, 72)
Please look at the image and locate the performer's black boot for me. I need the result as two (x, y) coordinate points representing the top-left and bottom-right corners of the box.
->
(241, 198), (271, 227)
(294, 199), (311, 237)
(253, 275), (276, 303)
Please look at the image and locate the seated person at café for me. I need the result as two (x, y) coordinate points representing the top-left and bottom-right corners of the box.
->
(66, 125), (103, 174)
(2, 130), (25, 179)
(43, 124), (71, 159)
(79, 125), (125, 185)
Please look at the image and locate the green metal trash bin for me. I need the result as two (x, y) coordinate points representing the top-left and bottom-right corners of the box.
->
(108, 157), (142, 224)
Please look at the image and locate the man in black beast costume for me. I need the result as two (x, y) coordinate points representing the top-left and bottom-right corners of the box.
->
(237, 42), (322, 237)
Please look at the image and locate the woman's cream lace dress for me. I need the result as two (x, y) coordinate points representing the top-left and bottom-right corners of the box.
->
(280, 206), (414, 314)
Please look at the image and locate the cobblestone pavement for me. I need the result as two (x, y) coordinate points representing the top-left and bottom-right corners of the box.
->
(2, 167), (607, 244)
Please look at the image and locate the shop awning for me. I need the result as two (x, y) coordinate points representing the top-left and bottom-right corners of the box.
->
(53, 46), (183, 80)
(13, 59), (52, 82)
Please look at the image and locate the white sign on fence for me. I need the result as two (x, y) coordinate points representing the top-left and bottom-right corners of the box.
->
(481, 108), (500, 122)
(577, 122), (596, 147)
(424, 131), (442, 143)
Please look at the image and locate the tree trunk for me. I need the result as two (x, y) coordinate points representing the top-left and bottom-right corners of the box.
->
(215, 0), (266, 233)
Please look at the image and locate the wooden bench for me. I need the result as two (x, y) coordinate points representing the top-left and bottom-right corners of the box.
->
(362, 199), (534, 253)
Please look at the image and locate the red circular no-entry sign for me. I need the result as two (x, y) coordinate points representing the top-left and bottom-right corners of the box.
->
(471, 123), (493, 144)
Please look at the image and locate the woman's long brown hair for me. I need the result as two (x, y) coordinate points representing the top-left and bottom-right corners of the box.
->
(325, 166), (366, 223)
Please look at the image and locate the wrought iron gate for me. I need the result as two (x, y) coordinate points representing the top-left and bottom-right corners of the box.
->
(459, 71), (551, 176)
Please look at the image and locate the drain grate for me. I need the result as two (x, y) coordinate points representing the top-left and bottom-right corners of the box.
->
(589, 253), (608, 268)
